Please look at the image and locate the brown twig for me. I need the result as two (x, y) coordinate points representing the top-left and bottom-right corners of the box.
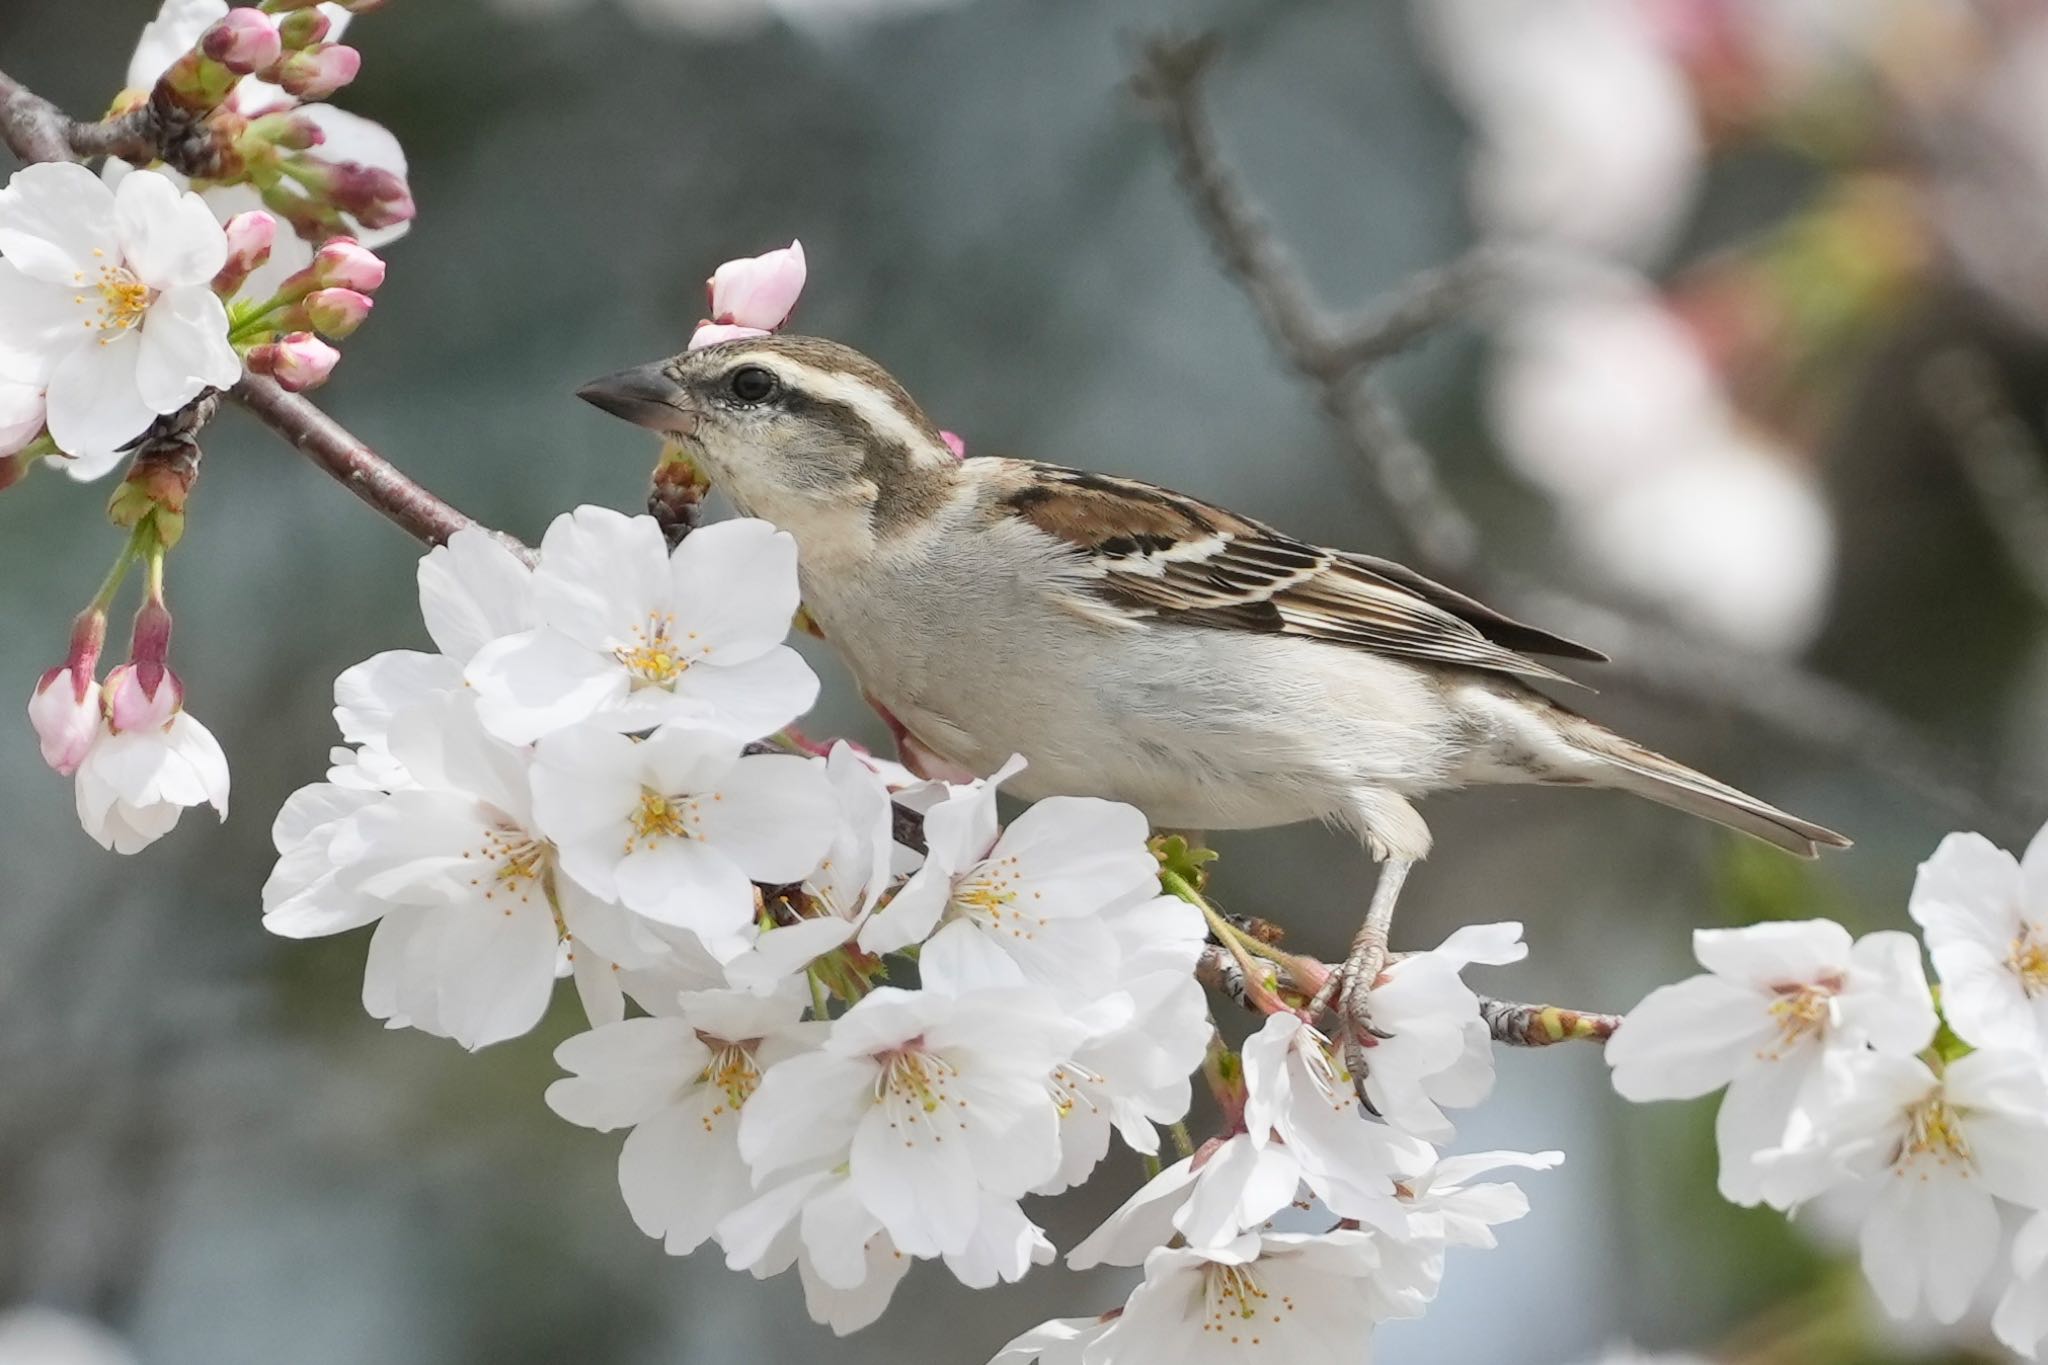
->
(0, 68), (156, 167)
(0, 68), (80, 165)
(1920, 348), (2048, 615)
(1130, 34), (1485, 576)
(228, 376), (500, 552)
(1132, 32), (2041, 835)
(1196, 944), (1616, 1048)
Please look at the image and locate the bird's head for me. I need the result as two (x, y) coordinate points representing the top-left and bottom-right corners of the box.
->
(577, 336), (959, 533)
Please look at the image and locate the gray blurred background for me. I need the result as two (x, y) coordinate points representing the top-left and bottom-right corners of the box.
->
(3, 1), (2045, 1361)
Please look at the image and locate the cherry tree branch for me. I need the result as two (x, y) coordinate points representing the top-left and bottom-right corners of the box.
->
(1194, 944), (1620, 1047)
(1131, 33), (2040, 836)
(0, 67), (153, 167)
(229, 376), (505, 552)
(0, 65), (522, 559)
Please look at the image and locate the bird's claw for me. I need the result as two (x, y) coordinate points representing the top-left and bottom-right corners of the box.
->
(1320, 949), (1390, 1107)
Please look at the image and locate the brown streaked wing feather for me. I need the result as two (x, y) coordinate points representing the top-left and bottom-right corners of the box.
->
(1001, 464), (1599, 684)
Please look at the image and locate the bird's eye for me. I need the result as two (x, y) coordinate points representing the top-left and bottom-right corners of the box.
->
(729, 366), (778, 403)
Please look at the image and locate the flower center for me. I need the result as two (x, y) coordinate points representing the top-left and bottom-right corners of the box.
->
(461, 825), (551, 909)
(1201, 1263), (1292, 1346)
(952, 854), (1046, 939)
(613, 613), (698, 690)
(1759, 975), (1842, 1060)
(75, 262), (153, 342)
(626, 787), (702, 852)
(878, 1047), (956, 1112)
(698, 1041), (762, 1122)
(2009, 926), (2048, 998)
(1896, 1095), (1974, 1176)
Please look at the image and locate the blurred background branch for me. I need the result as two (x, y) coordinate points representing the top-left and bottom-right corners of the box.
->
(1132, 31), (2041, 840)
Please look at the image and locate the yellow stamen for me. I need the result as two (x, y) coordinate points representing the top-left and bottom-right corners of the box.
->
(1896, 1096), (1974, 1177)
(2009, 927), (2048, 998)
(627, 787), (697, 851)
(613, 612), (692, 689)
(89, 265), (152, 343)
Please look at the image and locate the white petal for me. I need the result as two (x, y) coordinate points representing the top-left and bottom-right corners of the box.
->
(135, 287), (238, 411)
(418, 529), (535, 664)
(1693, 919), (1852, 984)
(432, 900), (560, 1050)
(1606, 973), (1772, 1100)
(1911, 833), (2023, 946)
(533, 505), (670, 645)
(1836, 930), (1937, 1054)
(44, 337), (152, 461)
(0, 162), (120, 283)
(1714, 1053), (1819, 1207)
(546, 1016), (707, 1130)
(614, 840), (756, 937)
(0, 375), (44, 454)
(673, 647), (821, 742)
(114, 172), (227, 290)
(666, 519), (803, 664)
(620, 1093), (751, 1254)
(0, 259), (84, 383)
(467, 629), (622, 745)
(738, 1050), (873, 1178)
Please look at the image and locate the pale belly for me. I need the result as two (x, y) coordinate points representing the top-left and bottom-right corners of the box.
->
(805, 565), (1467, 831)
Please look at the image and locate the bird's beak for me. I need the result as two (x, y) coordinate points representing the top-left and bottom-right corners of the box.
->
(576, 363), (703, 437)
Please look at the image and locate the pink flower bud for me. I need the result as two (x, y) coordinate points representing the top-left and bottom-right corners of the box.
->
(102, 663), (185, 735)
(303, 287), (374, 339)
(248, 334), (341, 392)
(213, 210), (279, 297)
(706, 241), (806, 331)
(201, 11), (283, 76)
(29, 611), (106, 776)
(688, 322), (772, 351)
(312, 237), (387, 292)
(29, 669), (101, 775)
(277, 9), (333, 49)
(940, 430), (966, 460)
(274, 44), (362, 100)
(324, 162), (415, 231)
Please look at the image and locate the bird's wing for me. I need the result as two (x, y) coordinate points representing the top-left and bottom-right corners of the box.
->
(995, 463), (1607, 684)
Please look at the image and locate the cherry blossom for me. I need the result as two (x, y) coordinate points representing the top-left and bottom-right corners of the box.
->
(467, 507), (818, 744)
(738, 985), (1083, 1261)
(1909, 828), (2048, 1052)
(1086, 1231), (1383, 1362)
(721, 742), (903, 994)
(529, 723), (835, 957)
(1606, 919), (1937, 1207)
(547, 988), (817, 1254)
(72, 699), (228, 854)
(858, 756), (1158, 1003)
(1345, 920), (1532, 1141)
(0, 162), (239, 472)
(1762, 1047), (2048, 1324)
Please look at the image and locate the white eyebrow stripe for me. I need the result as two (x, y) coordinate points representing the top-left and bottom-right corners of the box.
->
(763, 357), (945, 457)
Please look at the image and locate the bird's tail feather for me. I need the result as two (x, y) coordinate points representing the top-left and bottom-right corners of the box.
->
(1585, 738), (1852, 858)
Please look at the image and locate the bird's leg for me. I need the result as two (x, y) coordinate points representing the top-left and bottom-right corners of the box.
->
(1308, 857), (1412, 1098)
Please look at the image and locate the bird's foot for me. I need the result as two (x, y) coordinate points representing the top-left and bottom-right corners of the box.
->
(1314, 942), (1392, 1108)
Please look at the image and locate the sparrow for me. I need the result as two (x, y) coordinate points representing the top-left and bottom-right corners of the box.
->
(578, 335), (1850, 1067)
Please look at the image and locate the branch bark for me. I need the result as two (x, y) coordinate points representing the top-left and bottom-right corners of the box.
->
(229, 376), (508, 553)
(1195, 944), (1618, 1048)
